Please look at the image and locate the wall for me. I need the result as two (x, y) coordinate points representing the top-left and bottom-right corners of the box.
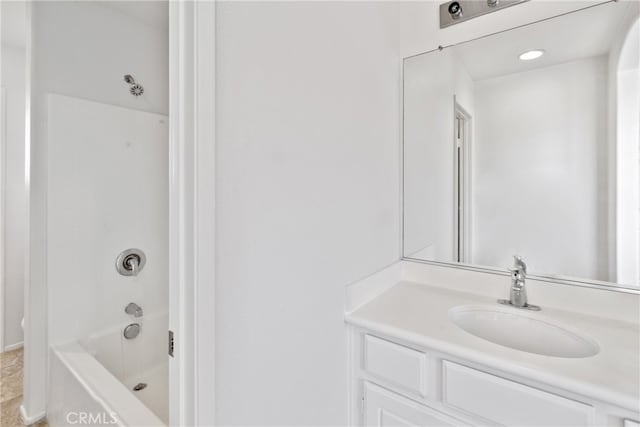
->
(26, 1), (168, 420)
(47, 94), (168, 346)
(472, 56), (609, 280)
(0, 44), (26, 349)
(215, 2), (401, 425)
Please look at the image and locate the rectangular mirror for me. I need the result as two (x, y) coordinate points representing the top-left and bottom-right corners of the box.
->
(403, 0), (640, 290)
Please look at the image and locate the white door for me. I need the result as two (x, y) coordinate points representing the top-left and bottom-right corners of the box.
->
(363, 382), (462, 427)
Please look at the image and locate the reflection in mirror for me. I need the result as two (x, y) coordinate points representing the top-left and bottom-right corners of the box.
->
(1, 1), (28, 350)
(403, 1), (640, 289)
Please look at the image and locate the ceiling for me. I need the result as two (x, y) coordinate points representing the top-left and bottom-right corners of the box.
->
(1, 1), (168, 50)
(452, 1), (638, 81)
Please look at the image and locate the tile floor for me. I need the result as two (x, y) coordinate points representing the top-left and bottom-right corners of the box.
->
(0, 348), (47, 427)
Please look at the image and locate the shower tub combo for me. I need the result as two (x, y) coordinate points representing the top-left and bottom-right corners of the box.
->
(45, 95), (170, 427)
(47, 313), (168, 426)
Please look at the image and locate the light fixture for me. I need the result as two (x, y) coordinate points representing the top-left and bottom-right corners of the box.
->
(519, 49), (545, 61)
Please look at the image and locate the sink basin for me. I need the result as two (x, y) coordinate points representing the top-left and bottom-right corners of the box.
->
(449, 305), (600, 358)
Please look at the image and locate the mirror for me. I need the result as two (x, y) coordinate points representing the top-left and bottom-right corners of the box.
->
(403, 1), (640, 290)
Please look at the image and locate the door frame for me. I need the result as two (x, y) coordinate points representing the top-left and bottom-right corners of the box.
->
(169, 1), (216, 425)
(453, 98), (472, 263)
(0, 87), (6, 352)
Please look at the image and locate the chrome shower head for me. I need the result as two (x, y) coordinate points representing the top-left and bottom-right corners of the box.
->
(123, 74), (144, 96)
(129, 84), (144, 96)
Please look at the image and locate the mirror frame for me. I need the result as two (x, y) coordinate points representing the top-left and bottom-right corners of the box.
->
(400, 0), (640, 295)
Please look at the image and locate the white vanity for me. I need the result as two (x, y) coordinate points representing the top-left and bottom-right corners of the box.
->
(345, 262), (640, 427)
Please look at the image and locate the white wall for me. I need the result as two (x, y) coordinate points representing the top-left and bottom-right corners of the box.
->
(472, 56), (609, 280)
(48, 95), (168, 346)
(26, 1), (168, 420)
(215, 2), (401, 425)
(0, 44), (26, 349)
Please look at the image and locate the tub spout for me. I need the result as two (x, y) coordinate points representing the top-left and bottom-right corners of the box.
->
(125, 302), (143, 318)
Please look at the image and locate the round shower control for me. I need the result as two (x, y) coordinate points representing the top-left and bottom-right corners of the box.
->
(116, 248), (146, 276)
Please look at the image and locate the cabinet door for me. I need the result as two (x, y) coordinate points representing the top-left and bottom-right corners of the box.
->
(364, 382), (463, 427)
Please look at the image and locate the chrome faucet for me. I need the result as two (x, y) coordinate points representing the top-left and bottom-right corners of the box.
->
(498, 255), (540, 310)
(125, 302), (144, 318)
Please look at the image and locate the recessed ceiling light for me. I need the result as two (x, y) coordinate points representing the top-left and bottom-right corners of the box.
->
(519, 49), (545, 61)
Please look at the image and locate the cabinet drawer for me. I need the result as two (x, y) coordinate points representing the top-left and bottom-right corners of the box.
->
(363, 335), (427, 397)
(364, 382), (463, 427)
(442, 361), (595, 426)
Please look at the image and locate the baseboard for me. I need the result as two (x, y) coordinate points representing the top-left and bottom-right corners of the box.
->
(4, 341), (23, 352)
(19, 405), (46, 426)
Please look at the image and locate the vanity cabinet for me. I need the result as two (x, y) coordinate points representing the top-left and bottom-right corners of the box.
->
(352, 330), (639, 427)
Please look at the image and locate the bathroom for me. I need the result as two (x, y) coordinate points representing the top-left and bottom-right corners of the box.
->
(0, 0), (638, 426)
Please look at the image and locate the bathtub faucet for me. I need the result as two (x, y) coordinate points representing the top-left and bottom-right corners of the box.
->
(125, 302), (143, 318)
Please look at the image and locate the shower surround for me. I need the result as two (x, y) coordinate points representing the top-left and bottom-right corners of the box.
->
(46, 95), (168, 425)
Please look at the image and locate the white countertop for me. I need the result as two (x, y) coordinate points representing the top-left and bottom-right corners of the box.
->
(345, 281), (640, 412)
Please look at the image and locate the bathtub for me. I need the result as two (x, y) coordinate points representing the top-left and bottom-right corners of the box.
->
(47, 314), (168, 426)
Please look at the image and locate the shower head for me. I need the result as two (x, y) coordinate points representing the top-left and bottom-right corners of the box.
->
(130, 84), (144, 96)
(123, 74), (144, 96)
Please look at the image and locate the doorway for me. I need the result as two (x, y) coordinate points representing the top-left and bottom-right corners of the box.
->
(454, 101), (472, 263)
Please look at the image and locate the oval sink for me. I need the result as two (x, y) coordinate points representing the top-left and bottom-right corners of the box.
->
(449, 305), (599, 358)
